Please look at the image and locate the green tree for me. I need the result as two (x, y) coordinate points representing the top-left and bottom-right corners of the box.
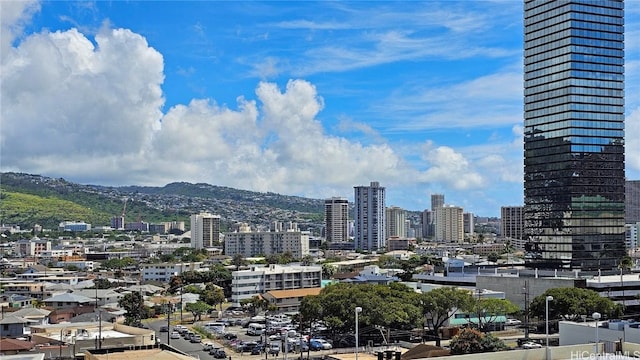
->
(418, 287), (475, 346)
(185, 301), (212, 322)
(321, 263), (335, 279)
(466, 297), (519, 330)
(93, 278), (112, 289)
(232, 253), (247, 270)
(619, 256), (634, 271)
(201, 284), (225, 310)
(118, 292), (149, 326)
(529, 288), (623, 322)
(301, 255), (315, 266)
(241, 295), (268, 316)
(449, 328), (506, 355)
(299, 283), (422, 344)
(487, 253), (500, 263)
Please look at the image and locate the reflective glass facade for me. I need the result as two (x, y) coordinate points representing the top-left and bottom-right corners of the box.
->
(523, 0), (626, 270)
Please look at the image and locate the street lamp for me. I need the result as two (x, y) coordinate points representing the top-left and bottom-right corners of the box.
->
(593, 312), (601, 354)
(355, 307), (362, 360)
(545, 296), (553, 360)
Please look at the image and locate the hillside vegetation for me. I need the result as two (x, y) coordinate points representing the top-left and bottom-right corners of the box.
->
(0, 172), (325, 231)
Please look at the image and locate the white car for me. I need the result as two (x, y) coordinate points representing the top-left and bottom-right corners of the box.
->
(170, 331), (180, 339)
(522, 341), (543, 349)
(505, 318), (522, 326)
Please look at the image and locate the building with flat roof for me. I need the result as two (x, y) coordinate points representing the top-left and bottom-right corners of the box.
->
(190, 212), (221, 249)
(230, 264), (321, 307)
(223, 230), (310, 259)
(325, 197), (349, 242)
(435, 205), (464, 243)
(385, 206), (406, 239)
(354, 182), (386, 252)
(627, 180), (640, 224)
(523, 0), (626, 270)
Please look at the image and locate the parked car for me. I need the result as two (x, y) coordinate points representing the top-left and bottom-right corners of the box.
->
(223, 332), (238, 340)
(209, 347), (221, 355)
(310, 339), (332, 350)
(295, 341), (309, 352)
(190, 335), (202, 343)
(522, 341), (543, 349)
(203, 343), (215, 351)
(212, 349), (227, 359)
(251, 344), (265, 355)
(506, 318), (522, 326)
(268, 343), (280, 355)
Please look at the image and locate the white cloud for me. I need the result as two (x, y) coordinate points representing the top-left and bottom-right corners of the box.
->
(0, 0), (40, 62)
(1, 26), (164, 172)
(419, 143), (485, 190)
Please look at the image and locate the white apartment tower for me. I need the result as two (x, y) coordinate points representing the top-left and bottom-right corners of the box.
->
(354, 181), (386, 252)
(190, 212), (221, 249)
(386, 206), (406, 239)
(325, 197), (349, 242)
(435, 205), (464, 243)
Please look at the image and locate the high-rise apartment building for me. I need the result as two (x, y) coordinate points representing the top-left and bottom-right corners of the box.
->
(523, 0), (626, 270)
(431, 194), (445, 211)
(627, 180), (640, 224)
(463, 212), (474, 235)
(421, 210), (434, 238)
(325, 197), (349, 242)
(501, 206), (525, 240)
(354, 181), (386, 251)
(435, 205), (464, 243)
(190, 212), (221, 249)
(386, 206), (406, 239)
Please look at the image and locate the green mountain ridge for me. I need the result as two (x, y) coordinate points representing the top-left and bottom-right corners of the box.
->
(0, 172), (325, 230)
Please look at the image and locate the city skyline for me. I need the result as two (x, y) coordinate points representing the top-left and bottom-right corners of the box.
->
(1, 1), (638, 218)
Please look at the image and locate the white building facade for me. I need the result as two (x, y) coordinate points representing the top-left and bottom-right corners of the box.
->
(435, 205), (464, 243)
(223, 230), (310, 259)
(190, 212), (221, 249)
(325, 197), (349, 242)
(354, 181), (386, 252)
(231, 264), (322, 307)
(385, 206), (406, 239)
(140, 262), (205, 282)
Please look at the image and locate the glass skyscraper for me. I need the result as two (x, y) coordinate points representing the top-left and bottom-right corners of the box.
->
(523, 0), (626, 270)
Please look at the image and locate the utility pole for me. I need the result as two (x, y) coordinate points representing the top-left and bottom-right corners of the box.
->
(167, 301), (171, 346)
(522, 280), (530, 339)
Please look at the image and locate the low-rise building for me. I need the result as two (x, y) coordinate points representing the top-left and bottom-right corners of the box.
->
(231, 264), (322, 307)
(262, 287), (322, 313)
(139, 262), (204, 283)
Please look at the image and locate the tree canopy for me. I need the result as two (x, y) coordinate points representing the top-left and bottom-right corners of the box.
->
(529, 287), (623, 321)
(118, 292), (150, 326)
(299, 282), (422, 342)
(449, 328), (506, 354)
(185, 301), (212, 322)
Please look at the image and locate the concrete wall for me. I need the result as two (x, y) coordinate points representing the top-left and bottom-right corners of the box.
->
(560, 321), (640, 345)
(429, 344), (604, 360)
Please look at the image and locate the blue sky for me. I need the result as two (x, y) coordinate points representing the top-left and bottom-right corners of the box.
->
(1, 1), (639, 218)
